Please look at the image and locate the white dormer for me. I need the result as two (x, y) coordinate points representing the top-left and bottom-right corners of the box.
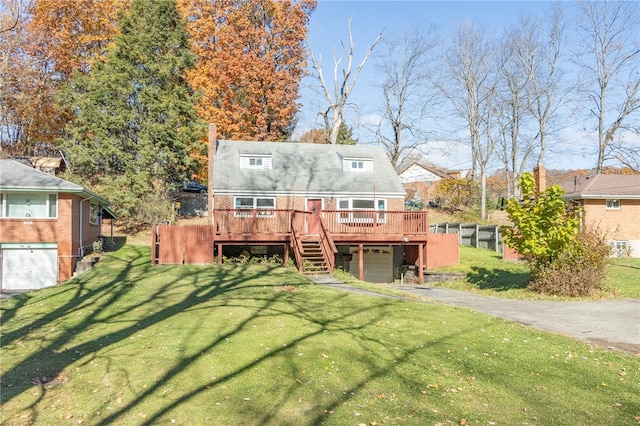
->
(343, 157), (373, 172)
(240, 155), (272, 170)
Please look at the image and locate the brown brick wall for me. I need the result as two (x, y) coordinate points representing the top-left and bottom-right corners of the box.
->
(1, 193), (102, 282)
(582, 199), (640, 240)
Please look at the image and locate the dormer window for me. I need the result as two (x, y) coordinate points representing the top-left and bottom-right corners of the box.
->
(240, 155), (272, 170)
(343, 158), (372, 172)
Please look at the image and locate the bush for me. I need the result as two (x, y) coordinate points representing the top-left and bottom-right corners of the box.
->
(529, 227), (611, 297)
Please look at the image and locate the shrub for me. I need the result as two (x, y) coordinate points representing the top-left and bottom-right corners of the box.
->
(529, 227), (611, 297)
(434, 177), (480, 213)
(502, 173), (581, 270)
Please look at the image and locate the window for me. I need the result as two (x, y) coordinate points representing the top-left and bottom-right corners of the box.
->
(90, 203), (100, 224)
(337, 198), (386, 223)
(612, 241), (630, 257)
(343, 158), (373, 172)
(240, 155), (272, 169)
(234, 196), (276, 217)
(0, 192), (57, 219)
(606, 199), (620, 210)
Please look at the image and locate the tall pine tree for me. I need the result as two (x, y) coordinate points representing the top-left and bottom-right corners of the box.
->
(59, 0), (204, 224)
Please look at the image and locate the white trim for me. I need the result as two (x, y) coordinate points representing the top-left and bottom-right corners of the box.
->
(0, 192), (58, 219)
(233, 196), (276, 217)
(215, 189), (405, 199)
(337, 198), (387, 223)
(239, 155), (272, 170)
(343, 158), (373, 172)
(606, 199), (620, 210)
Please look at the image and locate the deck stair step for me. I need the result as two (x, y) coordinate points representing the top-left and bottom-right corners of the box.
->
(300, 239), (331, 275)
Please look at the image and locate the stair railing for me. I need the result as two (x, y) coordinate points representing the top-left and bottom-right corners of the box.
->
(317, 217), (337, 273)
(290, 211), (306, 273)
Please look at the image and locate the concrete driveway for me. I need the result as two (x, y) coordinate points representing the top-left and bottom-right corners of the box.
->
(309, 276), (640, 354)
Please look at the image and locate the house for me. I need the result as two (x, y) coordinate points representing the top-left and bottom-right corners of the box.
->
(397, 163), (464, 206)
(211, 138), (426, 283)
(561, 173), (640, 257)
(0, 159), (114, 290)
(152, 125), (460, 282)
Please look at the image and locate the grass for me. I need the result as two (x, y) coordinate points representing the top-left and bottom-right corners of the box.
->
(2, 244), (640, 425)
(429, 246), (640, 300)
(606, 257), (640, 299)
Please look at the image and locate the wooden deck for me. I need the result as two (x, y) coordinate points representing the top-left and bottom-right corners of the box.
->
(213, 209), (429, 244)
(152, 209), (431, 281)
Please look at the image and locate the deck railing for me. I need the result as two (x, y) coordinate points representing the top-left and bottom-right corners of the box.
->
(214, 209), (428, 238)
(215, 209), (292, 235)
(320, 210), (429, 237)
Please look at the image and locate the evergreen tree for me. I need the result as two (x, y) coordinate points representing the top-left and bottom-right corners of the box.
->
(336, 122), (357, 145)
(59, 0), (204, 224)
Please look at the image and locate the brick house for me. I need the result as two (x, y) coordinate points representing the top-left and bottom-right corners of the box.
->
(561, 174), (640, 257)
(397, 163), (452, 206)
(209, 139), (428, 283)
(0, 159), (114, 290)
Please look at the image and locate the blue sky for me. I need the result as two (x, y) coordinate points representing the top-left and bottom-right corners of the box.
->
(296, 1), (603, 171)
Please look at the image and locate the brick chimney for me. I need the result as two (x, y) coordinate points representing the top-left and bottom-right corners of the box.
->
(533, 163), (547, 194)
(207, 124), (217, 224)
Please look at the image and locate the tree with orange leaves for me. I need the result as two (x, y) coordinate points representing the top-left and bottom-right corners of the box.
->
(179, 0), (316, 141)
(0, 0), (130, 155)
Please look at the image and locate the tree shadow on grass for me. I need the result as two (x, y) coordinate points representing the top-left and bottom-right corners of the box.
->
(4, 245), (629, 425)
(466, 266), (531, 291)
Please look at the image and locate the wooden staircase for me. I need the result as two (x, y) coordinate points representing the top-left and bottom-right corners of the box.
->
(300, 238), (331, 275)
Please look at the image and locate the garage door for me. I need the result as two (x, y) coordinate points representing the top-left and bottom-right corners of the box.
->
(2, 243), (58, 290)
(349, 246), (393, 283)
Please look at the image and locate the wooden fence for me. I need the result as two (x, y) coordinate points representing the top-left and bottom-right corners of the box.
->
(152, 224), (214, 265)
(425, 233), (460, 269)
(430, 222), (503, 252)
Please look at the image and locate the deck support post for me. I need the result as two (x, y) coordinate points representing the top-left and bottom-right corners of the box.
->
(217, 243), (223, 265)
(358, 243), (364, 281)
(418, 243), (424, 283)
(284, 243), (289, 266)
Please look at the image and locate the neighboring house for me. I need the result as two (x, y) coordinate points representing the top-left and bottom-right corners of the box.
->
(397, 163), (463, 206)
(30, 157), (67, 175)
(561, 173), (640, 257)
(0, 159), (114, 290)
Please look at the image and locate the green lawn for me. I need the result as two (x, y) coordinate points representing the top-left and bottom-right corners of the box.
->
(430, 246), (640, 300)
(1, 245), (639, 425)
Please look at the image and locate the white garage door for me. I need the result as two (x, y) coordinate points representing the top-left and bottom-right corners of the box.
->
(349, 246), (393, 283)
(2, 244), (58, 290)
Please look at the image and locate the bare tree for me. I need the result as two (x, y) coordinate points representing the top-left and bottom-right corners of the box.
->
(438, 21), (498, 219)
(576, 0), (640, 173)
(496, 21), (533, 199)
(307, 18), (383, 144)
(495, 8), (566, 198)
(373, 23), (439, 168)
(524, 4), (566, 166)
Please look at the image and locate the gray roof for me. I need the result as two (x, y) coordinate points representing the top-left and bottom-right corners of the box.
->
(213, 141), (405, 197)
(0, 159), (110, 205)
(562, 174), (640, 200)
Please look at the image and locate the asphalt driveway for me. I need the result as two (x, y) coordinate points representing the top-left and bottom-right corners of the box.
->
(309, 275), (640, 354)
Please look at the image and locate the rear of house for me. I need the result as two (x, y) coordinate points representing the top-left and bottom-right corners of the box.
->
(0, 160), (112, 290)
(212, 140), (413, 283)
